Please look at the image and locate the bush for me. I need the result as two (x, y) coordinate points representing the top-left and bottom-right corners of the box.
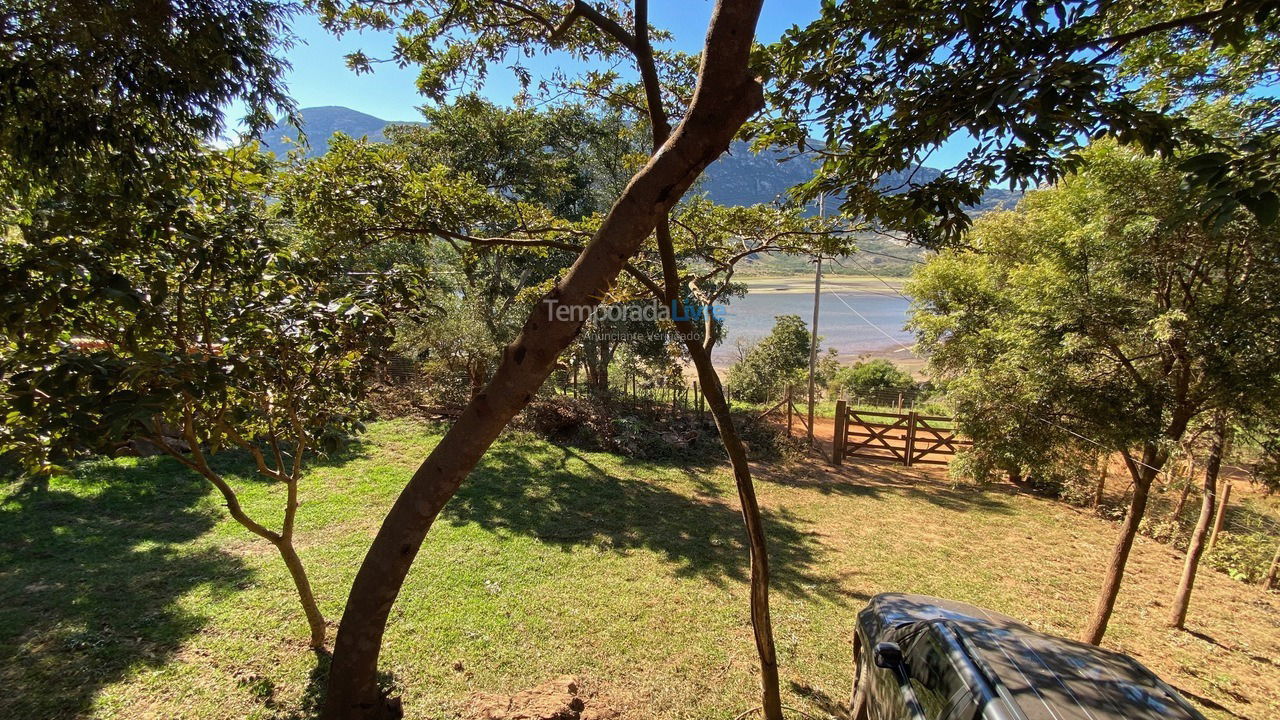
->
(515, 395), (617, 448)
(827, 359), (914, 398)
(1206, 531), (1277, 584)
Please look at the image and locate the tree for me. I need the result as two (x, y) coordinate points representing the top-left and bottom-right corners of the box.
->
(1, 0), (296, 352)
(1, 0), (293, 190)
(728, 315), (813, 403)
(301, 2), (769, 717)
(908, 141), (1280, 644)
(761, 0), (1280, 245)
(0, 148), (418, 648)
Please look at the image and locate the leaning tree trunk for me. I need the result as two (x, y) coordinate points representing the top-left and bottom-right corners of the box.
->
(320, 4), (765, 717)
(1168, 416), (1227, 629)
(1081, 442), (1163, 645)
(1207, 480), (1232, 554)
(663, 290), (782, 719)
(637, 189), (781, 712)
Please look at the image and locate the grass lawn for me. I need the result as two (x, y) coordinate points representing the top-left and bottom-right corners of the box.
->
(2, 419), (1277, 719)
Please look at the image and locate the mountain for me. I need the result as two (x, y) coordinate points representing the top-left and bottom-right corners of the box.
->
(258, 106), (423, 157)
(264, 106), (1020, 214)
(698, 142), (946, 208)
(699, 141), (1019, 214)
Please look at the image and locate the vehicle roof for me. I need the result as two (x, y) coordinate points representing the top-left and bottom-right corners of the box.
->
(866, 593), (1206, 720)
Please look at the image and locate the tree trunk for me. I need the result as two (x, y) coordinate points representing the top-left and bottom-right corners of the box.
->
(467, 359), (486, 402)
(1169, 477), (1193, 526)
(1093, 460), (1108, 509)
(1207, 481), (1232, 554)
(1080, 442), (1162, 645)
(1264, 541), (1279, 591)
(1168, 417), (1226, 630)
(683, 335), (783, 720)
(320, 4), (765, 716)
(276, 537), (328, 649)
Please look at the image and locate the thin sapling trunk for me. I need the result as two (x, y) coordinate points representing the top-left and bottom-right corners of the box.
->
(1168, 415), (1227, 629)
(1081, 442), (1163, 645)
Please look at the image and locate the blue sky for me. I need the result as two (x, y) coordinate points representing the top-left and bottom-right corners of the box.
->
(266, 0), (978, 169)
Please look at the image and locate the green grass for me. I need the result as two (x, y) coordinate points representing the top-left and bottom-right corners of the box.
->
(2, 420), (1277, 719)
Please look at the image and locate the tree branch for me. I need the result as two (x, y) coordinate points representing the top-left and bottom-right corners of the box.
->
(549, 0), (637, 52)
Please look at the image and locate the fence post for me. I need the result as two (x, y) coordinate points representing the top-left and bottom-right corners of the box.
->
(833, 399), (847, 465)
(904, 410), (918, 467)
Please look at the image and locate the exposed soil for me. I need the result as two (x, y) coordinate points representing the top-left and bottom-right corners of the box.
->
(463, 676), (617, 720)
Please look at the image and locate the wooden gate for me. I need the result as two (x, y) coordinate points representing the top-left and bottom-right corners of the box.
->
(832, 401), (971, 466)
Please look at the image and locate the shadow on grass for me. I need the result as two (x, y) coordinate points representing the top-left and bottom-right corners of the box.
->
(0, 457), (251, 718)
(789, 679), (849, 719)
(444, 443), (833, 598)
(1168, 683), (1248, 720)
(756, 456), (1015, 516)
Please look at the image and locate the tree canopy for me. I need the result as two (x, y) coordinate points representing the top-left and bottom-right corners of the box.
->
(761, 0), (1280, 243)
(908, 139), (1280, 641)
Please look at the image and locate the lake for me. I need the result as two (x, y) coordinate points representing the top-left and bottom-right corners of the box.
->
(711, 275), (916, 369)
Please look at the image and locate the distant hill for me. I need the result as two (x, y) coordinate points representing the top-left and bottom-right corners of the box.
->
(264, 106), (1021, 217)
(698, 141), (1019, 215)
(258, 106), (423, 157)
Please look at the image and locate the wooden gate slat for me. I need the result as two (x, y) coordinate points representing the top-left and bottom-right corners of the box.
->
(835, 405), (969, 467)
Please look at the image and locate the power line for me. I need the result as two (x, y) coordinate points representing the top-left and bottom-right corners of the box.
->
(846, 255), (915, 301)
(826, 288), (921, 358)
(853, 247), (929, 266)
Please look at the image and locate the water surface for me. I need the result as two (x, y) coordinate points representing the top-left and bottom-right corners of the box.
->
(712, 276), (915, 367)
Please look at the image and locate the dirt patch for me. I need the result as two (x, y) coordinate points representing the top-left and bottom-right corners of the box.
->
(463, 676), (617, 720)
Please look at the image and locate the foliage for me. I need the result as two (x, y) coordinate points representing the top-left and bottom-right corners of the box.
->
(1206, 530), (1278, 584)
(1, 147), (421, 647)
(275, 99), (672, 402)
(761, 0), (1280, 243)
(387, 97), (641, 221)
(727, 315), (813, 404)
(909, 141), (1280, 484)
(827, 359), (914, 399)
(0, 0), (296, 357)
(1, 0), (294, 192)
(515, 394), (619, 448)
(1, 148), (416, 475)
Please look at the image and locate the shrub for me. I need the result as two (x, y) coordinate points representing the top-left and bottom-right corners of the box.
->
(1206, 531), (1276, 584)
(827, 359), (914, 398)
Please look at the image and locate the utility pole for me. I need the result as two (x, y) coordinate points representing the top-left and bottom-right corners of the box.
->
(806, 193), (824, 448)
